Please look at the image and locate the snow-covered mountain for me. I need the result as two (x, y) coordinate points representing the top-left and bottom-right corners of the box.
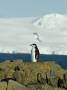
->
(33, 13), (67, 29)
(0, 13), (67, 54)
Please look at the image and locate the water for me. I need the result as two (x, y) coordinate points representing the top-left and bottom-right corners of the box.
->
(0, 53), (67, 69)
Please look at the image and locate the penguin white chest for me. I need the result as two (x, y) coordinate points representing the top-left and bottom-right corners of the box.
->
(31, 46), (37, 62)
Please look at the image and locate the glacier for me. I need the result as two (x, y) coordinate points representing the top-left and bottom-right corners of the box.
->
(0, 13), (67, 55)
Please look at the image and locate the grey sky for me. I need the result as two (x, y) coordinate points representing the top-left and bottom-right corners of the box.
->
(0, 0), (67, 17)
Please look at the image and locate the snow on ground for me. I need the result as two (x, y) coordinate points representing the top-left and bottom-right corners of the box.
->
(0, 13), (67, 54)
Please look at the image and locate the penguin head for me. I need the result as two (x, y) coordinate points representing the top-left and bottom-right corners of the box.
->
(30, 43), (37, 48)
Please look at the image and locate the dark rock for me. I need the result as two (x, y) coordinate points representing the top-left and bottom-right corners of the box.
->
(14, 66), (20, 71)
(63, 73), (67, 89)
(10, 60), (14, 62)
(1, 77), (16, 86)
(37, 73), (46, 84)
(57, 78), (64, 88)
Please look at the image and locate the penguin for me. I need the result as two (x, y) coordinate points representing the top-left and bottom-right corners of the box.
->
(30, 44), (40, 62)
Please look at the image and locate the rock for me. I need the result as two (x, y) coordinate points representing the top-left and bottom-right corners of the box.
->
(63, 73), (67, 89)
(7, 80), (28, 90)
(37, 73), (46, 84)
(13, 70), (26, 84)
(47, 70), (58, 87)
(27, 84), (42, 90)
(0, 60), (67, 90)
(0, 82), (7, 90)
(14, 66), (20, 71)
(41, 84), (65, 90)
(57, 78), (64, 88)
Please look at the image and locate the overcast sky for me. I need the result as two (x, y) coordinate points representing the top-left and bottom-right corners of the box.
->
(0, 0), (67, 17)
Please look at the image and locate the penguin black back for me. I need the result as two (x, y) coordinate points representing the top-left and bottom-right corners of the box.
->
(35, 45), (40, 61)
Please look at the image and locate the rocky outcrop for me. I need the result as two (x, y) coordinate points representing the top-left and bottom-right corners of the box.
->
(0, 80), (28, 90)
(0, 60), (67, 90)
(7, 80), (28, 90)
(0, 82), (7, 90)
